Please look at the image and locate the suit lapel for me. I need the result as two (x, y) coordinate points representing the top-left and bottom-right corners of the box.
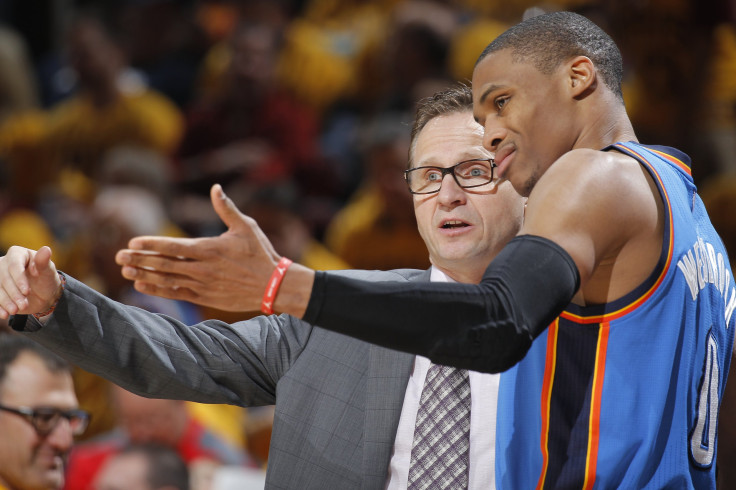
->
(362, 269), (432, 489)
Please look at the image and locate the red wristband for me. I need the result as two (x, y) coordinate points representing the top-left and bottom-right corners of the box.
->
(261, 257), (293, 315)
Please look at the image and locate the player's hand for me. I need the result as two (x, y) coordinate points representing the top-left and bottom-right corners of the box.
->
(0, 246), (63, 319)
(115, 184), (281, 312)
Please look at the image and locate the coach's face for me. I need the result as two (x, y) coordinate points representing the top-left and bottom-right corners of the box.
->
(411, 111), (525, 283)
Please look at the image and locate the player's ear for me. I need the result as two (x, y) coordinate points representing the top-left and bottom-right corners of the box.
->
(568, 56), (596, 98)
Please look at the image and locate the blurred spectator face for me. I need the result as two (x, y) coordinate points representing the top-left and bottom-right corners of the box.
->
(93, 444), (189, 490)
(112, 387), (187, 448)
(237, 184), (311, 262)
(227, 24), (279, 95)
(66, 18), (122, 90)
(0, 352), (79, 490)
(385, 22), (447, 93)
(90, 186), (167, 296)
(93, 452), (151, 490)
(90, 204), (137, 294)
(246, 203), (311, 262)
(369, 139), (415, 218)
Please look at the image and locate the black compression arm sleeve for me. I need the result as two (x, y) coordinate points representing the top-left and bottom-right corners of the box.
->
(303, 235), (580, 373)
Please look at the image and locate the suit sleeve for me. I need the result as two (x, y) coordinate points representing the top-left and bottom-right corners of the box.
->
(303, 235), (580, 373)
(12, 275), (314, 406)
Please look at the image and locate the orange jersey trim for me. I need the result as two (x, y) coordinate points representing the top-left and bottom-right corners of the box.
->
(649, 148), (692, 176)
(536, 319), (560, 490)
(583, 322), (610, 490)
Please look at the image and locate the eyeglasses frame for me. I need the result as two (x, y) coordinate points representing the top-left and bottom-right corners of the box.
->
(0, 402), (90, 436)
(404, 158), (497, 195)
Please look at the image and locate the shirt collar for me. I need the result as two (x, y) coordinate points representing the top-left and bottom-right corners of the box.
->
(429, 266), (457, 283)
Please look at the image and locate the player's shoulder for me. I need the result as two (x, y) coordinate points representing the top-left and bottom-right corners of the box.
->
(549, 148), (640, 181)
(540, 148), (648, 200)
(529, 147), (657, 231)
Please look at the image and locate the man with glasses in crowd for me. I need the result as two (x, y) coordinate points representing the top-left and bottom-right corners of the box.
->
(0, 334), (89, 490)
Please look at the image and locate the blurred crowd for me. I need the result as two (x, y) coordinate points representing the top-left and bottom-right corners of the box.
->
(0, 0), (735, 488)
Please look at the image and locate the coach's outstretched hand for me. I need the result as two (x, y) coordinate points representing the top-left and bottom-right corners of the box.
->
(116, 184), (314, 315)
(0, 246), (63, 319)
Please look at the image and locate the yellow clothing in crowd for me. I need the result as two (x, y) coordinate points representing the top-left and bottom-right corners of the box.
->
(276, 0), (390, 112)
(0, 209), (57, 253)
(0, 87), (182, 203)
(325, 185), (429, 271)
(43, 89), (183, 176)
(703, 23), (736, 127)
(300, 239), (351, 271)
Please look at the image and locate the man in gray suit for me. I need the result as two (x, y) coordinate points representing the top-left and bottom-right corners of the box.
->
(0, 85), (525, 489)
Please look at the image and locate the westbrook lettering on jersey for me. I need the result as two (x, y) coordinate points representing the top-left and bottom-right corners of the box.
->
(677, 237), (736, 325)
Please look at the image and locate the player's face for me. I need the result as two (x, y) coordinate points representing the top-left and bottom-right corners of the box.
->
(0, 353), (78, 490)
(472, 48), (578, 197)
(411, 111), (525, 283)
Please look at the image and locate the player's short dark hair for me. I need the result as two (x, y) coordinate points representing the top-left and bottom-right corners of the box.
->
(477, 11), (624, 101)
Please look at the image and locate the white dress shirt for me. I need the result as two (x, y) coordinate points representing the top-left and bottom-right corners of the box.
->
(385, 267), (499, 490)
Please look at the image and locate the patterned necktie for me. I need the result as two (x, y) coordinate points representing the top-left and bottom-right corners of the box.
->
(408, 363), (471, 489)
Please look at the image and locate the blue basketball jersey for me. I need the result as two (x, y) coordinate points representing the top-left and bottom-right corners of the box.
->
(494, 142), (736, 489)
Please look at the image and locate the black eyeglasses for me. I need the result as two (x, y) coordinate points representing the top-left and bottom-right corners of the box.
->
(404, 158), (497, 195)
(0, 403), (90, 436)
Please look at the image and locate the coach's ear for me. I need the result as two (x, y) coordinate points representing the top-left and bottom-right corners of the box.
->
(568, 56), (596, 98)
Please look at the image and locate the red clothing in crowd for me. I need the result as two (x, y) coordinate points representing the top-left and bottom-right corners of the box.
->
(64, 416), (250, 490)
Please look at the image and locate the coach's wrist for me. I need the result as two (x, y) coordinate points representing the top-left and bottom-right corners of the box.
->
(33, 272), (66, 319)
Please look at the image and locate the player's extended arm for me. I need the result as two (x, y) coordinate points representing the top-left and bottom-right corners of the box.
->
(119, 156), (646, 373)
(117, 215), (578, 373)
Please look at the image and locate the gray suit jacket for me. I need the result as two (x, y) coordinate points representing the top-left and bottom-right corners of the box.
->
(16, 268), (428, 489)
